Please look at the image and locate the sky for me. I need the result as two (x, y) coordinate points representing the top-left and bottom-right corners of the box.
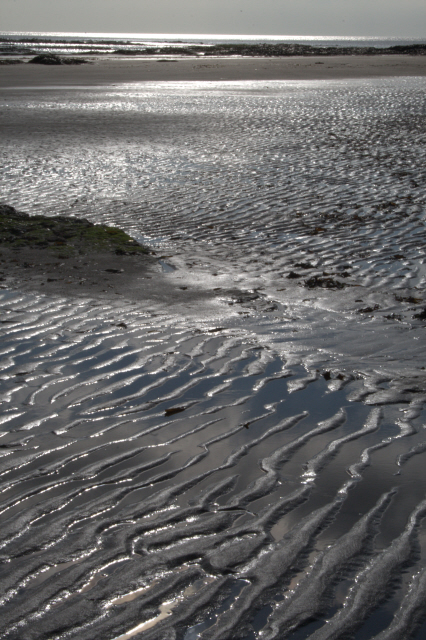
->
(1, 0), (425, 37)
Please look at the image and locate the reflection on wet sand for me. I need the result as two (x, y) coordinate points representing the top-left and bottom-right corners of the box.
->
(0, 77), (426, 639)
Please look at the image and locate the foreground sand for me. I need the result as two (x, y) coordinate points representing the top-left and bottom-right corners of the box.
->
(2, 59), (426, 640)
(1, 54), (426, 87)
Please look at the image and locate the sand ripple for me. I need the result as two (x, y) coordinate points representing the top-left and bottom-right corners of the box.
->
(0, 78), (426, 639)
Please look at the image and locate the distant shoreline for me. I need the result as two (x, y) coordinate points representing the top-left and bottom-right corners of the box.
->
(1, 39), (426, 58)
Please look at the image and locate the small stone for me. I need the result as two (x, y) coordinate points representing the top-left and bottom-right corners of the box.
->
(165, 406), (186, 416)
(413, 308), (426, 320)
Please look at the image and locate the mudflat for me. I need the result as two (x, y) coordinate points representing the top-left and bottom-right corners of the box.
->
(1, 54), (425, 87)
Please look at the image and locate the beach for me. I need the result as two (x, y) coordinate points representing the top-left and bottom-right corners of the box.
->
(1, 53), (426, 640)
(1, 54), (426, 87)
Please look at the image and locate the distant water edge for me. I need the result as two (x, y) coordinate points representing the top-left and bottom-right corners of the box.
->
(1, 32), (426, 57)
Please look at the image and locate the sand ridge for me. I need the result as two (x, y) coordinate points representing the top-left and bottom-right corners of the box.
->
(1, 54), (425, 87)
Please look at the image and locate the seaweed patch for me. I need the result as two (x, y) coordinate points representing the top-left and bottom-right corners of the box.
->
(0, 203), (148, 257)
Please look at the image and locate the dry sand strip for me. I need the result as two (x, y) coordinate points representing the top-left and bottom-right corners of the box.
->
(1, 55), (426, 87)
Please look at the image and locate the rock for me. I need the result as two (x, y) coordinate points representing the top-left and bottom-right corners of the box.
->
(29, 54), (63, 65)
(28, 54), (89, 65)
(165, 406), (186, 416)
(413, 308), (426, 320)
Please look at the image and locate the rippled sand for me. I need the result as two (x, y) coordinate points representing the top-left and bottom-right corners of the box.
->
(0, 78), (426, 640)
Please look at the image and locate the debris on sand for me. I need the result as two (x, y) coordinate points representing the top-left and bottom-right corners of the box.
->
(304, 275), (346, 290)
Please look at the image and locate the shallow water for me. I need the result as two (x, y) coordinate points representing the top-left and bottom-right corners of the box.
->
(0, 78), (426, 640)
(2, 32), (426, 57)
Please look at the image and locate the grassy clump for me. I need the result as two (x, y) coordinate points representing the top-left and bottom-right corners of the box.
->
(0, 204), (148, 257)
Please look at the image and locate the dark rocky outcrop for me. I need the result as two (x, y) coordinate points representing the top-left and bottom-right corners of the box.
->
(28, 53), (89, 65)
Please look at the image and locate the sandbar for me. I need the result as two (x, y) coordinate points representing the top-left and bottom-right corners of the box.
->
(1, 55), (425, 87)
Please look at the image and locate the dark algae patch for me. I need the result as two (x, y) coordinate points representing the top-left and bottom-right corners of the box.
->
(0, 204), (148, 257)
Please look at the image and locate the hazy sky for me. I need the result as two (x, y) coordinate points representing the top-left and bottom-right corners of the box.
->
(1, 0), (425, 37)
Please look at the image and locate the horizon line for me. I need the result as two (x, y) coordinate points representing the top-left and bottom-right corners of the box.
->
(1, 31), (424, 40)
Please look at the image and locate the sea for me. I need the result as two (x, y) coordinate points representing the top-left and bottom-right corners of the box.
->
(0, 34), (426, 640)
(1, 31), (426, 55)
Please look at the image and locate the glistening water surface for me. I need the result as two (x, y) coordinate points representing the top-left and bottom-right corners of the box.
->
(2, 32), (426, 56)
(0, 78), (425, 640)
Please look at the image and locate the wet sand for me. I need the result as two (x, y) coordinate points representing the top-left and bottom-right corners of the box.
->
(1, 68), (426, 640)
(1, 54), (426, 87)
(0, 245), (241, 311)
